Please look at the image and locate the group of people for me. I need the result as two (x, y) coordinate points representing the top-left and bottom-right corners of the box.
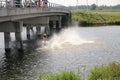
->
(21, 0), (48, 8)
(0, 0), (48, 8)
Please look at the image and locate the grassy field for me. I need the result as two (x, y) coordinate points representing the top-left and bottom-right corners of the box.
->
(39, 62), (120, 80)
(71, 9), (120, 26)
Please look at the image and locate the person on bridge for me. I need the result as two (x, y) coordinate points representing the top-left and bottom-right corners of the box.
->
(42, 0), (48, 7)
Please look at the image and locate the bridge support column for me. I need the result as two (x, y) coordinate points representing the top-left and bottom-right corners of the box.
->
(56, 16), (62, 32)
(36, 26), (41, 37)
(4, 32), (11, 52)
(26, 26), (31, 39)
(59, 16), (62, 30)
(15, 32), (23, 51)
(15, 21), (23, 51)
(53, 21), (56, 33)
(45, 24), (50, 36)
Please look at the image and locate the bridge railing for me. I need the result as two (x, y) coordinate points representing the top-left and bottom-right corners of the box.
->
(0, 1), (6, 8)
(0, 0), (69, 11)
(47, 2), (69, 11)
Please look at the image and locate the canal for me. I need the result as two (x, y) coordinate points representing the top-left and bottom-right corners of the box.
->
(0, 25), (120, 80)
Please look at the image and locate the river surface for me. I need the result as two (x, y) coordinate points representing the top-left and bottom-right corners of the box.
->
(0, 25), (120, 80)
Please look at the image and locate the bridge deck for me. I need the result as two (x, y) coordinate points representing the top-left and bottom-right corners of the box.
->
(0, 1), (70, 22)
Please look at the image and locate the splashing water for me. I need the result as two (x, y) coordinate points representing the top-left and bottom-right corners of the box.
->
(46, 27), (94, 49)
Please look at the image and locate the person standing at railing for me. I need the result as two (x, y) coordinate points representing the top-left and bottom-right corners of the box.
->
(0, 1), (6, 8)
(7, 0), (10, 7)
(21, 0), (27, 8)
(34, 0), (40, 7)
(41, 0), (44, 7)
(44, 0), (48, 7)
(14, 0), (21, 7)
(42, 0), (48, 7)
(25, 0), (35, 7)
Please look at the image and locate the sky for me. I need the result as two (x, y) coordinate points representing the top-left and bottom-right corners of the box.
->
(49, 0), (120, 6)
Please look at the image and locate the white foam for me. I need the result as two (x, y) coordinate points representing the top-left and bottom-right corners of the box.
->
(47, 27), (94, 49)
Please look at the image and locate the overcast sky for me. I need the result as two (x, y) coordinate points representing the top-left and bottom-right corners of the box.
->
(49, 0), (120, 6)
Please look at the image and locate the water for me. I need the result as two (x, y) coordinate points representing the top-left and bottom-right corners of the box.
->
(0, 25), (120, 80)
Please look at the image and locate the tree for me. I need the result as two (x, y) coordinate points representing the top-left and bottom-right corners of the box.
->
(91, 4), (97, 10)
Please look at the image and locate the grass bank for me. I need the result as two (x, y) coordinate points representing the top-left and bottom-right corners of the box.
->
(71, 9), (120, 26)
(39, 71), (81, 80)
(39, 62), (120, 80)
(88, 62), (120, 80)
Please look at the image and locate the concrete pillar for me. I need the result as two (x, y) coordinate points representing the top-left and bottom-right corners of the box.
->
(62, 15), (69, 28)
(14, 21), (23, 51)
(45, 24), (50, 36)
(53, 20), (56, 33)
(49, 21), (53, 35)
(4, 32), (11, 52)
(59, 16), (62, 29)
(26, 27), (30, 39)
(30, 27), (34, 33)
(36, 26), (41, 37)
(15, 32), (23, 51)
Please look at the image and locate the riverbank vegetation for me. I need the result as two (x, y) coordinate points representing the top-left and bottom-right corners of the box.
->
(39, 62), (120, 80)
(88, 62), (120, 80)
(71, 9), (120, 26)
(39, 71), (81, 80)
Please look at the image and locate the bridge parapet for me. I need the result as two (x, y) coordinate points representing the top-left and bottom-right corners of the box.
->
(0, 1), (68, 10)
(0, 1), (70, 22)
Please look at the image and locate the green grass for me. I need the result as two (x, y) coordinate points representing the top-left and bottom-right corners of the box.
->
(95, 9), (120, 12)
(39, 62), (120, 80)
(71, 9), (120, 26)
(39, 71), (81, 80)
(88, 62), (120, 80)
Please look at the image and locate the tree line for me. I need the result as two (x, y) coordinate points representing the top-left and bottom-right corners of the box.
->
(68, 4), (120, 10)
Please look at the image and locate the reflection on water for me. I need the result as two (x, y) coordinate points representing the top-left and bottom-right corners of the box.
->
(0, 26), (120, 80)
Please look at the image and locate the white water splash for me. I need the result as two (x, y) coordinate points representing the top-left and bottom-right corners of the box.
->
(46, 27), (94, 49)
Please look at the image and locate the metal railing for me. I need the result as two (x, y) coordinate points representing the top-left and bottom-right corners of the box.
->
(0, 0), (68, 10)
(0, 1), (6, 8)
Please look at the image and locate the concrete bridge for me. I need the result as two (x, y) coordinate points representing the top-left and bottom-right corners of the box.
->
(0, 1), (71, 52)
